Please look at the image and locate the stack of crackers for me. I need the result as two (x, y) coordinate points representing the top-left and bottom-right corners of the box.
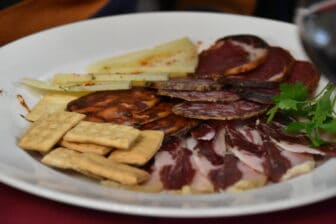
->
(18, 93), (164, 187)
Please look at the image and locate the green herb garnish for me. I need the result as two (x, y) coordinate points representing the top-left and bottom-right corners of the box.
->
(267, 82), (336, 147)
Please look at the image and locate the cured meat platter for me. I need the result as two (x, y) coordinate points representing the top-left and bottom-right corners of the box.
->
(1, 12), (335, 217)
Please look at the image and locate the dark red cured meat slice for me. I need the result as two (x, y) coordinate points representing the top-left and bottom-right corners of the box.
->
(191, 123), (216, 140)
(258, 122), (336, 157)
(146, 78), (223, 91)
(67, 88), (158, 113)
(208, 155), (242, 190)
(286, 61), (320, 92)
(225, 126), (264, 157)
(140, 113), (199, 136)
(159, 147), (195, 190)
(195, 140), (224, 165)
(196, 34), (269, 78)
(157, 89), (240, 102)
(230, 47), (295, 82)
(223, 78), (280, 89)
(172, 100), (268, 120)
(261, 140), (292, 182)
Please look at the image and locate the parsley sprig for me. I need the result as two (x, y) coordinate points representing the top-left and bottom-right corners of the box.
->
(267, 82), (336, 147)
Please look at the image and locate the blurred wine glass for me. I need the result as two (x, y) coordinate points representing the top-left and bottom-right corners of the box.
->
(295, 0), (336, 83)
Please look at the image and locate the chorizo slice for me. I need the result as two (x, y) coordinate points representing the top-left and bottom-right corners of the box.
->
(67, 88), (159, 114)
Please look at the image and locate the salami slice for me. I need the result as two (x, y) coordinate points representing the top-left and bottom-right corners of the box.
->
(230, 47), (295, 82)
(157, 89), (240, 102)
(140, 113), (199, 136)
(172, 100), (268, 120)
(196, 34), (269, 79)
(286, 61), (320, 92)
(146, 78), (223, 91)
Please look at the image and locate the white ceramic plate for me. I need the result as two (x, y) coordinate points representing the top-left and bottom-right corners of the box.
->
(0, 12), (335, 218)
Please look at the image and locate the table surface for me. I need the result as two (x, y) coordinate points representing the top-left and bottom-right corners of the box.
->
(1, 182), (336, 224)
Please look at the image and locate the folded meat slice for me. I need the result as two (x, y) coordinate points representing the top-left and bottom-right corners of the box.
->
(208, 154), (267, 191)
(261, 139), (315, 182)
(253, 122), (315, 181)
(157, 89), (240, 103)
(173, 100), (268, 120)
(147, 136), (196, 190)
(259, 122), (333, 156)
(230, 47), (294, 82)
(176, 122), (227, 168)
(196, 34), (269, 78)
(189, 153), (219, 192)
(225, 126), (265, 173)
(280, 150), (315, 181)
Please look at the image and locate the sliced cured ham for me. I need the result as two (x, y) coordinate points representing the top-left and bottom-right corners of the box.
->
(173, 100), (268, 120)
(286, 61), (320, 92)
(157, 89), (240, 103)
(230, 47), (295, 82)
(147, 77), (223, 91)
(208, 155), (267, 191)
(227, 162), (267, 192)
(196, 34), (269, 78)
(258, 122), (336, 156)
(149, 137), (195, 190)
(208, 155), (243, 190)
(280, 150), (315, 181)
(225, 126), (265, 172)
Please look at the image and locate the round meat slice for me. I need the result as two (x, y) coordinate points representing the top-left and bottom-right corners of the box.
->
(158, 89), (240, 102)
(196, 34), (269, 79)
(140, 113), (199, 136)
(146, 77), (223, 91)
(286, 61), (320, 92)
(229, 47), (295, 82)
(172, 100), (268, 120)
(67, 88), (159, 114)
(67, 88), (160, 124)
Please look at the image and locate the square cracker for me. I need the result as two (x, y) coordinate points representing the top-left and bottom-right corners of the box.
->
(108, 130), (164, 165)
(26, 93), (78, 122)
(63, 121), (140, 149)
(42, 147), (149, 185)
(19, 111), (85, 152)
(59, 140), (112, 155)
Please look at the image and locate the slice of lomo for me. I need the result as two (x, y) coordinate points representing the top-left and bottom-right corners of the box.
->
(196, 34), (269, 79)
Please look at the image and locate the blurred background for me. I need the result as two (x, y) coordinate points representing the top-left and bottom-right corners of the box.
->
(0, 0), (298, 45)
